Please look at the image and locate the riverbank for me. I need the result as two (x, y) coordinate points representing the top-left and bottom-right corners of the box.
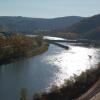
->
(33, 63), (100, 100)
(26, 42), (49, 57)
(76, 78), (100, 100)
(0, 33), (49, 65)
(0, 42), (49, 65)
(5, 44), (48, 64)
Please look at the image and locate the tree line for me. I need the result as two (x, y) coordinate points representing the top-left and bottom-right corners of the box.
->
(0, 32), (44, 64)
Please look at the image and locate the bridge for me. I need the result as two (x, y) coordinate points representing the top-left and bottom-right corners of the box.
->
(44, 39), (95, 43)
(43, 38), (98, 49)
(44, 39), (76, 43)
(44, 39), (69, 49)
(50, 42), (69, 49)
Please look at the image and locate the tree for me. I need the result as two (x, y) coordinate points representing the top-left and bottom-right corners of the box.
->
(20, 88), (28, 100)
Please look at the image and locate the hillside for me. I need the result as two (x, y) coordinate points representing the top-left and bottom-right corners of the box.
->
(67, 14), (100, 33)
(85, 27), (100, 40)
(66, 14), (100, 39)
(0, 16), (83, 35)
(0, 14), (100, 40)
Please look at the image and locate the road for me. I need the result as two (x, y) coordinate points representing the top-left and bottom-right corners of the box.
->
(76, 79), (100, 100)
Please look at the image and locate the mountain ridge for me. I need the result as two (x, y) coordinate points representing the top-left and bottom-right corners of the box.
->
(0, 16), (83, 35)
(65, 14), (100, 40)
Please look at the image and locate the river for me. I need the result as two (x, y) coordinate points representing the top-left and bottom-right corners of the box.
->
(0, 37), (100, 100)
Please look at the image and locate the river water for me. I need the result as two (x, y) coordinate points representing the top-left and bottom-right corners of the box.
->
(0, 37), (100, 100)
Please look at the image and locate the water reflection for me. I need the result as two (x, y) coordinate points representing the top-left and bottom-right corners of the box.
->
(44, 46), (100, 86)
(43, 36), (65, 40)
(0, 43), (99, 100)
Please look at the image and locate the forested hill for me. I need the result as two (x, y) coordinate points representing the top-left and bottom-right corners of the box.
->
(0, 14), (100, 40)
(65, 14), (100, 40)
(0, 16), (83, 34)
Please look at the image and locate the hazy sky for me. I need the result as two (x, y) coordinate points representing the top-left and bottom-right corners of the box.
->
(0, 0), (100, 18)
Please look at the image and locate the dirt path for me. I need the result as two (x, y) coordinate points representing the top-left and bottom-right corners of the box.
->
(76, 79), (100, 100)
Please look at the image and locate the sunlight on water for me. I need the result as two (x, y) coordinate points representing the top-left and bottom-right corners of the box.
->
(0, 35), (100, 100)
(44, 46), (99, 86)
(43, 36), (66, 40)
(0, 43), (100, 100)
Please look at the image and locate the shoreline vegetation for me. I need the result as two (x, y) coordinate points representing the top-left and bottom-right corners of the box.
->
(0, 32), (100, 100)
(0, 33), (49, 65)
(32, 63), (100, 100)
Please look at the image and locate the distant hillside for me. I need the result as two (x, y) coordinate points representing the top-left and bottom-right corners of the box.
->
(1, 14), (99, 40)
(85, 27), (100, 40)
(66, 14), (100, 40)
(0, 16), (83, 35)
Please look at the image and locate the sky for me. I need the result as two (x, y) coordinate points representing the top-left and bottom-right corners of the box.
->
(0, 0), (100, 18)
